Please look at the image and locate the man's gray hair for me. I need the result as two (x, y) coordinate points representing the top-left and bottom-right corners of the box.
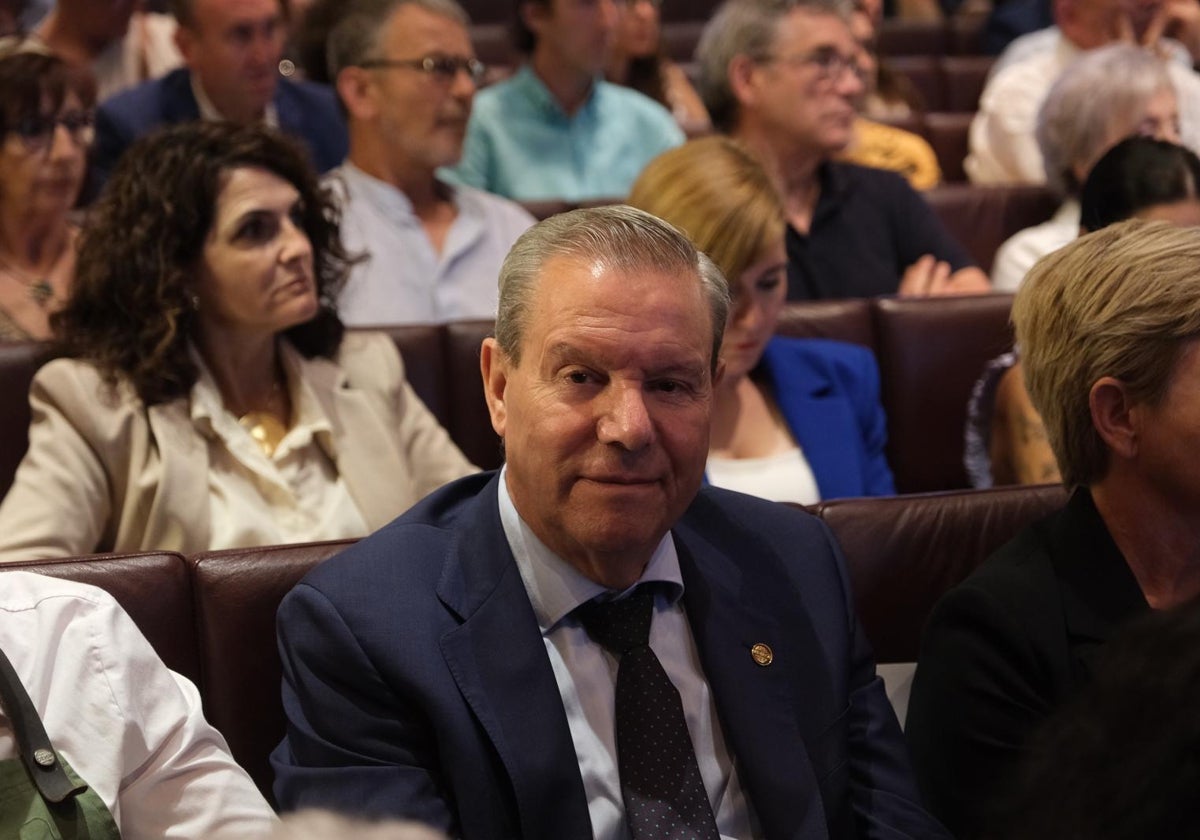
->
(697, 0), (851, 133)
(1037, 43), (1173, 197)
(326, 0), (470, 81)
(496, 205), (731, 371)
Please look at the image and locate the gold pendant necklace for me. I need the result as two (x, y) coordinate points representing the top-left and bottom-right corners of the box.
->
(238, 411), (288, 458)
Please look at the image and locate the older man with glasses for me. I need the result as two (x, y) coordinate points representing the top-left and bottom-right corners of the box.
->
(698, 0), (991, 300)
(324, 0), (535, 326)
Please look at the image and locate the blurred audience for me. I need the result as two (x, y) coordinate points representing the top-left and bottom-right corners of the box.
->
(0, 41), (94, 340)
(909, 219), (1200, 837)
(34, 0), (182, 101)
(697, 0), (988, 299)
(447, 0), (683, 201)
(992, 595), (1200, 840)
(841, 0), (941, 189)
(91, 0), (346, 189)
(629, 136), (894, 502)
(991, 43), (1180, 292)
(605, 0), (711, 136)
(0, 570), (275, 838)
(0, 121), (473, 562)
(326, 0), (534, 326)
(968, 0), (1200, 185)
(966, 136), (1200, 489)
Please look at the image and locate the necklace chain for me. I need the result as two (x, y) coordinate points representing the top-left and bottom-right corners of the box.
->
(0, 250), (60, 310)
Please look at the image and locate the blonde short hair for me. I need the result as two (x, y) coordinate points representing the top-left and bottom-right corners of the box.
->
(627, 135), (784, 284)
(1013, 219), (1200, 486)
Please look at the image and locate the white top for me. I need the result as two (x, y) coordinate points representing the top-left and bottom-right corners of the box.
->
(0, 571), (276, 839)
(91, 12), (182, 101)
(990, 199), (1080, 292)
(328, 163), (535, 326)
(497, 468), (758, 840)
(705, 447), (821, 506)
(190, 343), (369, 551)
(966, 28), (1200, 185)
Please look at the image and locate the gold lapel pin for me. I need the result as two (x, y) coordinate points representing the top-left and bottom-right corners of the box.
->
(750, 642), (774, 666)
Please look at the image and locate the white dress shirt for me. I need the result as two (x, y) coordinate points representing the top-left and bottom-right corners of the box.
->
(0, 571), (276, 839)
(966, 29), (1200, 185)
(990, 199), (1080, 292)
(328, 163), (535, 326)
(496, 468), (758, 840)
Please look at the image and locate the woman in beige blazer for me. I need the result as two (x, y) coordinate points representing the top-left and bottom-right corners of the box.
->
(0, 121), (475, 562)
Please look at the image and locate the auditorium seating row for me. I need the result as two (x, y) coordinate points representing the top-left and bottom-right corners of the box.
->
(0, 293), (1016, 500)
(0, 480), (1069, 803)
(887, 54), (995, 113)
(466, 14), (988, 66)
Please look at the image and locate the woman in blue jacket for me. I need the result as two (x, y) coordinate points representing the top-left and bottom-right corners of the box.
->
(629, 136), (894, 502)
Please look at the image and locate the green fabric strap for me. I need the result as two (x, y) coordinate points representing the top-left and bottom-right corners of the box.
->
(0, 754), (121, 839)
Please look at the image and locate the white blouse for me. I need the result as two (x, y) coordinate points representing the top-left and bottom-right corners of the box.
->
(191, 345), (369, 551)
(706, 447), (821, 506)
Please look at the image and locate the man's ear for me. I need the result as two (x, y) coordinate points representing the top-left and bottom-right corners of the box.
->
(480, 337), (511, 438)
(727, 53), (761, 109)
(335, 67), (378, 121)
(174, 23), (196, 65)
(519, 1), (548, 43)
(1090, 376), (1138, 460)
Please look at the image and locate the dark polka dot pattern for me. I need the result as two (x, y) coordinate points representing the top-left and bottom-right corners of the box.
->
(575, 586), (720, 839)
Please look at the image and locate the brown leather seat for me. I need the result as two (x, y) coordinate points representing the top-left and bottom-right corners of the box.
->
(873, 293), (1015, 493)
(775, 298), (876, 349)
(925, 184), (1059, 273)
(941, 55), (995, 113)
(924, 111), (973, 183)
(814, 483), (1069, 663)
(189, 539), (355, 803)
(888, 55), (945, 112)
(445, 319), (504, 469)
(0, 341), (59, 498)
(877, 18), (949, 56)
(0, 551), (199, 683)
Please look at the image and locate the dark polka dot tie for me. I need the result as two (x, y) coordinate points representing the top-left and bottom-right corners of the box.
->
(575, 585), (721, 840)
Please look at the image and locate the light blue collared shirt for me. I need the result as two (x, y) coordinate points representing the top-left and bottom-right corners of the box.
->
(446, 65), (684, 202)
(496, 468), (757, 840)
(326, 162), (535, 325)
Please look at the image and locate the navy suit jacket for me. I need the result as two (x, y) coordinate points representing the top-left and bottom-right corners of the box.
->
(759, 337), (895, 499)
(92, 67), (346, 188)
(272, 472), (945, 839)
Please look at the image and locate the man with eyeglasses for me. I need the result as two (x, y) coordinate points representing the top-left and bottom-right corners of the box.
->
(90, 0), (346, 190)
(445, 0), (684, 202)
(697, 0), (991, 299)
(323, 0), (535, 326)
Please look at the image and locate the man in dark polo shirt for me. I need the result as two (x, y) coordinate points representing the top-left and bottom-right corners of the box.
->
(696, 0), (992, 300)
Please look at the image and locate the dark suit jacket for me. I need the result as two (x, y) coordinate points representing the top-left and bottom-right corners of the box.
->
(905, 488), (1149, 839)
(272, 472), (946, 839)
(759, 336), (896, 499)
(92, 67), (347, 188)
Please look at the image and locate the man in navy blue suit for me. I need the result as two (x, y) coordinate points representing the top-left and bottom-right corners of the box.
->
(272, 205), (946, 839)
(91, 0), (345, 188)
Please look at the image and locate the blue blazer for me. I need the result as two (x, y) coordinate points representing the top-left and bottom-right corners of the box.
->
(92, 68), (347, 188)
(757, 336), (895, 498)
(272, 472), (945, 839)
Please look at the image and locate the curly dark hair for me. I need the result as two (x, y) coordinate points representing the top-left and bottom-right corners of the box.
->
(53, 121), (354, 406)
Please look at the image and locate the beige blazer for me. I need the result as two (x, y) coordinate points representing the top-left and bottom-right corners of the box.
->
(0, 333), (476, 562)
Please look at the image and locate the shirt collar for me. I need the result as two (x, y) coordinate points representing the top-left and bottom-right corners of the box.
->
(336, 161), (463, 225)
(497, 465), (683, 633)
(190, 71), (279, 128)
(512, 63), (601, 122)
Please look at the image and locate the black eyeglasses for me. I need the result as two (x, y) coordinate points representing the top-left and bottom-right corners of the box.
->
(8, 110), (96, 153)
(358, 55), (486, 85)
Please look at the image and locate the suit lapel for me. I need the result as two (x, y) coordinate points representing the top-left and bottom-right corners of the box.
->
(144, 398), (211, 552)
(436, 476), (592, 839)
(162, 68), (202, 122)
(674, 509), (833, 839)
(299, 350), (413, 530)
